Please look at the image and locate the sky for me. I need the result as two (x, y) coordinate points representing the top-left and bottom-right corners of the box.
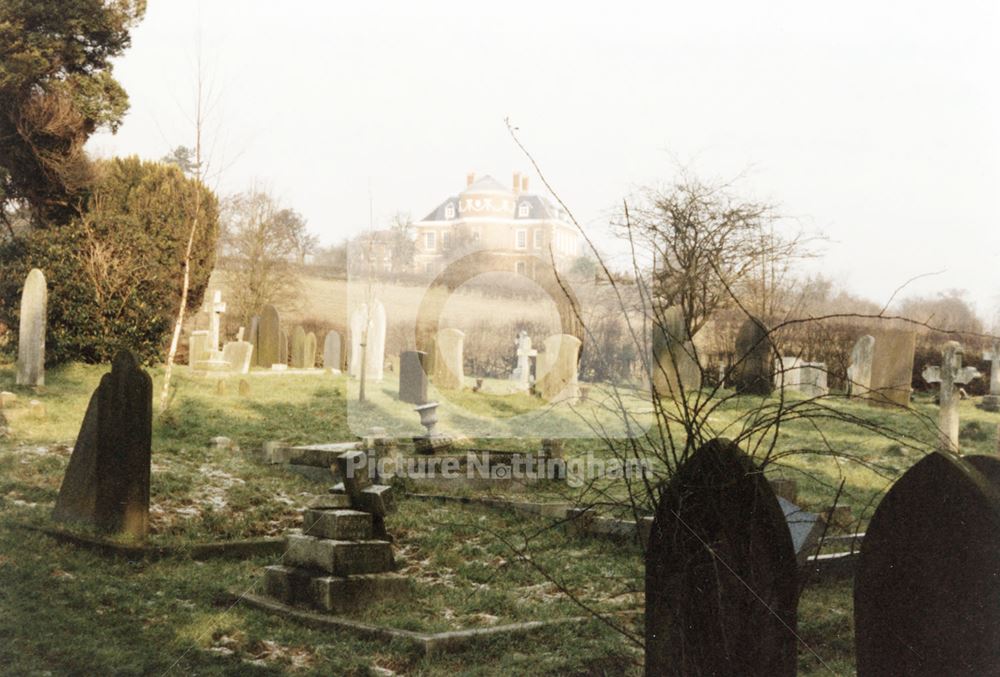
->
(87, 1), (1000, 319)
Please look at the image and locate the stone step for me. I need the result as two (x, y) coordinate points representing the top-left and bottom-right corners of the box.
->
(307, 494), (352, 510)
(263, 564), (312, 604)
(286, 533), (394, 576)
(311, 572), (411, 613)
(328, 483), (396, 516)
(302, 509), (373, 541)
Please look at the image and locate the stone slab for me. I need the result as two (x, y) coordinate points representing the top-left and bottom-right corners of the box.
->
(310, 573), (411, 614)
(285, 533), (393, 575)
(302, 509), (373, 541)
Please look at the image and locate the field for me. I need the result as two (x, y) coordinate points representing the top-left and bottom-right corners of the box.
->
(2, 360), (997, 674)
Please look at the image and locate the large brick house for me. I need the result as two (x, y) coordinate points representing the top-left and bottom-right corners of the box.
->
(412, 172), (582, 276)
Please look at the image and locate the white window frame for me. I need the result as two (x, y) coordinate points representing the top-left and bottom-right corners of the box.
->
(533, 229), (542, 249)
(445, 203), (455, 219)
(425, 231), (436, 250)
(515, 229), (527, 250)
(518, 202), (530, 217)
(441, 231), (451, 249)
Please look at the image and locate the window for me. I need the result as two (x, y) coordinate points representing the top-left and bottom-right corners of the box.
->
(472, 230), (480, 241)
(441, 231), (450, 249)
(533, 229), (542, 249)
(518, 202), (530, 217)
(516, 261), (526, 275)
(444, 203), (455, 219)
(425, 231), (436, 250)
(515, 229), (527, 249)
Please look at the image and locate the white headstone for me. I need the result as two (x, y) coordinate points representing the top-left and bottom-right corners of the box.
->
(323, 331), (342, 372)
(433, 328), (465, 390)
(202, 290), (227, 353)
(511, 330), (537, 390)
(536, 334), (582, 402)
(847, 335), (875, 397)
(16, 268), (46, 386)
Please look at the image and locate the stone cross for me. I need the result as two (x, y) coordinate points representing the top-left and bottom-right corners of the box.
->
(513, 331), (537, 389)
(202, 290), (227, 353)
(922, 341), (980, 452)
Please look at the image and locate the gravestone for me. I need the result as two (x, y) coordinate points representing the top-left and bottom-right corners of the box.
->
(304, 332), (317, 369)
(16, 268), (47, 386)
(847, 334), (875, 396)
(349, 300), (386, 382)
(645, 439), (798, 676)
(536, 334), (582, 402)
(732, 316), (773, 396)
(855, 452), (1000, 675)
(291, 325), (306, 368)
(248, 315), (261, 368)
(238, 379), (251, 396)
(510, 330), (537, 391)
(323, 331), (343, 372)
(776, 360), (828, 398)
(188, 330), (210, 366)
(221, 340), (254, 375)
(981, 339), (1000, 412)
(433, 328), (465, 390)
(399, 351), (428, 404)
(52, 351), (153, 538)
(203, 290), (227, 353)
(867, 328), (916, 408)
(651, 306), (702, 399)
(278, 329), (289, 366)
(258, 305), (281, 368)
(922, 340), (980, 452)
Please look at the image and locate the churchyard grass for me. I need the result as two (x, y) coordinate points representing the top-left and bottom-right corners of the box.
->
(3, 359), (995, 673)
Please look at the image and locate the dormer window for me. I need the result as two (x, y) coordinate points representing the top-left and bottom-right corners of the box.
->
(518, 202), (530, 218)
(445, 203), (456, 219)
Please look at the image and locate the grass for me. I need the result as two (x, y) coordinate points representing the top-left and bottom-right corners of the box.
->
(3, 359), (998, 673)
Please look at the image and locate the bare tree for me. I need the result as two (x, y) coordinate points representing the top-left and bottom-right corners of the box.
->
(218, 188), (304, 323)
(620, 171), (811, 337)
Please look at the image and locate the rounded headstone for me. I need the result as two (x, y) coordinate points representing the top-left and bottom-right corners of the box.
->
(855, 452), (1000, 675)
(16, 268), (47, 386)
(732, 316), (773, 396)
(645, 439), (798, 676)
(258, 305), (281, 368)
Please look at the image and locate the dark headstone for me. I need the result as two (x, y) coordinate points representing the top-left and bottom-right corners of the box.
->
(645, 439), (798, 676)
(732, 316), (773, 396)
(258, 305), (280, 368)
(855, 452), (1000, 675)
(399, 351), (428, 404)
(52, 351), (153, 538)
(279, 328), (289, 366)
(248, 315), (261, 367)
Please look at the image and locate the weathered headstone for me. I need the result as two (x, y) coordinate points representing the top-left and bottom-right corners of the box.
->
(323, 331), (343, 372)
(349, 300), (386, 382)
(732, 316), (773, 396)
(645, 439), (798, 676)
(16, 268), (47, 387)
(238, 379), (251, 396)
(651, 306), (702, 399)
(536, 334), (582, 402)
(304, 332), (317, 369)
(188, 330), (210, 366)
(776, 358), (828, 397)
(290, 325), (306, 368)
(855, 452), (1000, 675)
(258, 305), (281, 368)
(52, 351), (153, 538)
(432, 328), (465, 390)
(922, 340), (980, 452)
(278, 328), (289, 366)
(248, 315), (261, 367)
(221, 340), (254, 375)
(847, 334), (875, 397)
(981, 339), (1000, 412)
(867, 328), (916, 408)
(399, 350), (428, 404)
(510, 330), (537, 390)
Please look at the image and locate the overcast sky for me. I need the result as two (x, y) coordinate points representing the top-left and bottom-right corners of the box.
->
(87, 1), (1000, 318)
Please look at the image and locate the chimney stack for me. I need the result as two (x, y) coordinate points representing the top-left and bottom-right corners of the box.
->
(513, 171), (521, 194)
(521, 176), (529, 193)
(467, 171), (476, 187)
